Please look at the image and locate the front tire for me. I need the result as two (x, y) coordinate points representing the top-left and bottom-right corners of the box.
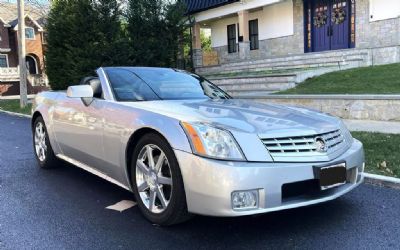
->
(131, 133), (191, 226)
(33, 116), (60, 169)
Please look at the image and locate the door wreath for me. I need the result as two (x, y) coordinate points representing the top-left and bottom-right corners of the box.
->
(313, 11), (328, 28)
(332, 7), (346, 25)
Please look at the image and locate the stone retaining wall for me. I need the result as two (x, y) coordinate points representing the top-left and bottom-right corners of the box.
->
(247, 95), (400, 121)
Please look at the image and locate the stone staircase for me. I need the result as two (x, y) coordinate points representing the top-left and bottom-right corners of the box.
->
(198, 49), (372, 97)
(209, 74), (296, 98)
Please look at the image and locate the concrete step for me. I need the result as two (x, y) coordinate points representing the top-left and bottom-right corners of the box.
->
(209, 74), (296, 85)
(220, 82), (296, 92)
(209, 74), (296, 93)
(202, 50), (368, 69)
(199, 57), (365, 76)
(228, 90), (277, 98)
(196, 49), (370, 76)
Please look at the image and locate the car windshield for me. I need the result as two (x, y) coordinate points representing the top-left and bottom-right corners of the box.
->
(104, 67), (231, 101)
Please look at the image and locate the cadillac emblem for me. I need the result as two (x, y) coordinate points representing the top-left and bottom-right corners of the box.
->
(314, 137), (327, 153)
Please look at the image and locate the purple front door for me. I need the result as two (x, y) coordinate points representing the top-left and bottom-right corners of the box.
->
(312, 0), (350, 52)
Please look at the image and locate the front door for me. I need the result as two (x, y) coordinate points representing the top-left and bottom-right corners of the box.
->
(52, 98), (106, 170)
(312, 0), (350, 52)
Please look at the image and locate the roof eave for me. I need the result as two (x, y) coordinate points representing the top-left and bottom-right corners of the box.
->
(186, 0), (240, 15)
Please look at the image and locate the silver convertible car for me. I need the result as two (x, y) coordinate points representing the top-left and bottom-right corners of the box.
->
(32, 67), (365, 225)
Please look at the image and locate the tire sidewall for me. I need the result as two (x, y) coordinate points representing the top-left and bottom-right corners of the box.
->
(131, 133), (187, 225)
(32, 117), (55, 168)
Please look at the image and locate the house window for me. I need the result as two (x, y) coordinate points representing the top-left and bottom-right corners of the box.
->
(25, 27), (35, 40)
(0, 55), (8, 68)
(249, 19), (259, 50)
(227, 24), (237, 53)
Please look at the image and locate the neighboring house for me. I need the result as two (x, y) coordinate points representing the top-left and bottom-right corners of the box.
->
(0, 3), (48, 96)
(185, 0), (400, 95)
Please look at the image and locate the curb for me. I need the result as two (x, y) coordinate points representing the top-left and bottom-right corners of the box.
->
(364, 173), (400, 189)
(0, 109), (31, 118)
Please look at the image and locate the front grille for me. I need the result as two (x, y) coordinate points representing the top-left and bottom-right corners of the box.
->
(261, 129), (346, 159)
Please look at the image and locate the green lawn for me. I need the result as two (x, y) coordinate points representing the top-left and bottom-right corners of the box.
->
(0, 99), (32, 115)
(352, 132), (400, 178)
(279, 63), (400, 94)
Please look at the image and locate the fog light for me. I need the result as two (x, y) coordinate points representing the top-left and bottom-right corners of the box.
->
(231, 190), (258, 210)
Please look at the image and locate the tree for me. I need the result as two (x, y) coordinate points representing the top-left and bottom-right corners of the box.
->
(126, 0), (188, 68)
(201, 30), (212, 52)
(46, 0), (189, 89)
(46, 0), (123, 90)
(93, 0), (129, 66)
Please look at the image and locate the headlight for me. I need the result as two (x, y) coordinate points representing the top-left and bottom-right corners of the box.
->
(181, 122), (245, 160)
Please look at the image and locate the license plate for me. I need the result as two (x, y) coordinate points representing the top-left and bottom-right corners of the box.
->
(315, 163), (347, 190)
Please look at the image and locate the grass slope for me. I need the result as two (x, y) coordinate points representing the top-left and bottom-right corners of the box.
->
(352, 132), (400, 178)
(0, 99), (32, 115)
(279, 63), (400, 94)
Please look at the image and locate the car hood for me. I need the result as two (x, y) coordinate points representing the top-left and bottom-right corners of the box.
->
(122, 99), (341, 136)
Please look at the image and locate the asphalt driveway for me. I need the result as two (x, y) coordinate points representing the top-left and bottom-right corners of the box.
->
(0, 112), (399, 249)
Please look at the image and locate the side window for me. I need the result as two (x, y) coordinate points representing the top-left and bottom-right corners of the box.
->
(106, 69), (159, 101)
(25, 27), (35, 40)
(249, 19), (259, 50)
(0, 55), (8, 68)
(227, 24), (237, 53)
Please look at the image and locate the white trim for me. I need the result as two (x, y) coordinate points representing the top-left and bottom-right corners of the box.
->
(56, 154), (131, 191)
(0, 17), (11, 27)
(0, 54), (9, 68)
(363, 173), (400, 184)
(26, 54), (39, 74)
(194, 0), (283, 22)
(25, 26), (36, 40)
(369, 0), (400, 22)
(13, 15), (44, 32)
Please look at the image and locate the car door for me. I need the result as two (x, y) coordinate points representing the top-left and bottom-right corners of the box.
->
(52, 84), (106, 171)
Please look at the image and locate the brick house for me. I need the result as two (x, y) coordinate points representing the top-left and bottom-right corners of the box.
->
(185, 0), (400, 96)
(0, 3), (48, 96)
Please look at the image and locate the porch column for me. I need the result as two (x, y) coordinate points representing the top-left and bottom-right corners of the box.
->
(192, 22), (203, 68)
(238, 10), (250, 60)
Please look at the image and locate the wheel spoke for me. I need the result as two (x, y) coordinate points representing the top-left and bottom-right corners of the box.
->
(137, 182), (149, 192)
(154, 152), (165, 173)
(148, 190), (156, 212)
(146, 146), (155, 169)
(36, 126), (41, 138)
(156, 186), (168, 208)
(136, 160), (149, 175)
(40, 148), (45, 160)
(158, 176), (172, 186)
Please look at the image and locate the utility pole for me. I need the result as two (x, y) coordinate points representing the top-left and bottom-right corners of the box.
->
(17, 0), (28, 108)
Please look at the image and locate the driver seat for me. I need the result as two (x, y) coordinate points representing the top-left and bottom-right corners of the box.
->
(80, 76), (103, 99)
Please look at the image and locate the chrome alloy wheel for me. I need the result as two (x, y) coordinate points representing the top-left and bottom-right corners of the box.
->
(34, 122), (47, 162)
(136, 144), (173, 214)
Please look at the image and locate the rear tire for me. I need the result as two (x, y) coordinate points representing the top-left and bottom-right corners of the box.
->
(131, 133), (192, 226)
(32, 116), (60, 169)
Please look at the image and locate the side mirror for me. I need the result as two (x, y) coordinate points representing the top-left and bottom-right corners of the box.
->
(67, 85), (94, 98)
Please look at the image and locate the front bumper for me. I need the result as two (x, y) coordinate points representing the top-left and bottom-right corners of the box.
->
(175, 139), (364, 217)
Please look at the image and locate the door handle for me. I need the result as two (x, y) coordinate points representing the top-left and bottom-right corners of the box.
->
(327, 25), (333, 37)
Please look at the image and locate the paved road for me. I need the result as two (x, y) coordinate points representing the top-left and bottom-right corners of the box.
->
(1, 112), (400, 250)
